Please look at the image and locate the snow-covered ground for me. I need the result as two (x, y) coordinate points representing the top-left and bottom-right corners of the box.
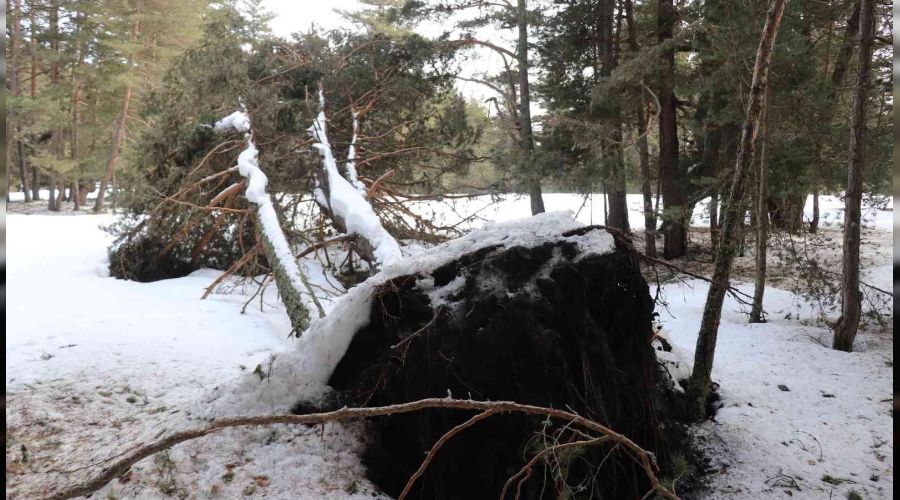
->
(5, 193), (893, 499)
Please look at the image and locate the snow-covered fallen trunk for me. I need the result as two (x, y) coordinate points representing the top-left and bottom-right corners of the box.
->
(308, 88), (401, 267)
(214, 110), (322, 333)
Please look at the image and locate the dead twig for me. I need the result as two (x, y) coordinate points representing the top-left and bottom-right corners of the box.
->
(398, 409), (499, 499)
(46, 397), (676, 500)
(200, 243), (261, 299)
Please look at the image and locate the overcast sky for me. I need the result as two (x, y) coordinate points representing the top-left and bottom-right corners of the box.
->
(258, 0), (523, 108)
(261, 0), (362, 36)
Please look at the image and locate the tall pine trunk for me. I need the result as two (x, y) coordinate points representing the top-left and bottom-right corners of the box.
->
(47, 0), (62, 212)
(10, 0), (32, 202)
(658, 0), (686, 259)
(517, 0), (544, 215)
(750, 87), (772, 323)
(28, 0), (40, 201)
(600, 0), (628, 232)
(625, 0), (655, 254)
(810, 0), (861, 234)
(833, 0), (873, 352)
(94, 7), (139, 212)
(703, 126), (723, 248)
(637, 97), (656, 256)
(686, 0), (787, 420)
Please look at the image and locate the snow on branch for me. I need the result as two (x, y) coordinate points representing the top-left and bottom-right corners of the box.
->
(345, 111), (366, 193)
(213, 111), (251, 134)
(215, 108), (324, 332)
(308, 86), (402, 267)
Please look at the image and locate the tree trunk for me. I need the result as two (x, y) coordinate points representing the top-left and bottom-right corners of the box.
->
(10, 0), (32, 202)
(6, 145), (11, 203)
(602, 0), (629, 233)
(626, 0), (655, 254)
(750, 88), (772, 323)
(72, 179), (81, 210)
(517, 0), (544, 215)
(703, 126), (723, 248)
(658, 0), (686, 259)
(686, 0), (787, 420)
(93, 90), (134, 213)
(48, 179), (58, 211)
(71, 20), (85, 212)
(28, 0), (41, 201)
(29, 0), (38, 98)
(94, 8), (139, 212)
(810, 184), (820, 233)
(810, 0), (861, 234)
(31, 167), (40, 201)
(638, 105), (656, 256)
(833, 0), (873, 352)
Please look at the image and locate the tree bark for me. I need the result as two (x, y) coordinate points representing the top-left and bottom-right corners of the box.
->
(658, 0), (686, 259)
(71, 16), (85, 211)
(517, 0), (544, 215)
(94, 5), (139, 212)
(832, 0), (873, 352)
(10, 0), (32, 202)
(48, 0), (63, 211)
(686, 0), (787, 420)
(72, 179), (81, 210)
(703, 126), (723, 248)
(602, 0), (629, 233)
(637, 99), (656, 256)
(48, 179), (58, 211)
(750, 87), (772, 323)
(29, 0), (40, 201)
(626, 0), (654, 254)
(810, 0), (861, 234)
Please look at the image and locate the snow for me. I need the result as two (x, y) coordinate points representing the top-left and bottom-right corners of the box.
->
(5, 193), (892, 499)
(307, 95), (402, 266)
(213, 110), (251, 133)
(658, 281), (893, 499)
(345, 111), (366, 193)
(5, 214), (384, 499)
(403, 192), (893, 234)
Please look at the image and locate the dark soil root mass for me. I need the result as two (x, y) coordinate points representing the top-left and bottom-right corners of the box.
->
(319, 227), (701, 499)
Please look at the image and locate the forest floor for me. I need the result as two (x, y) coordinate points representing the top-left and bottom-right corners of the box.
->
(5, 193), (893, 499)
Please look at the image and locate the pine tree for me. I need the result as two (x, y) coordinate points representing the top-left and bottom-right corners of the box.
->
(832, 0), (874, 352)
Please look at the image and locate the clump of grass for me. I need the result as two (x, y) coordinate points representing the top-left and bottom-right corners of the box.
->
(822, 474), (849, 485)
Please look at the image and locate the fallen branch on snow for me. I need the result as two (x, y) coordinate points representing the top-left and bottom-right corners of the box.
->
(46, 397), (677, 500)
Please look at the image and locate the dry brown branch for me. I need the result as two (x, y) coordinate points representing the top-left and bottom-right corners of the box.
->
(160, 194), (250, 215)
(365, 169), (395, 198)
(208, 179), (246, 207)
(295, 235), (353, 261)
(200, 243), (261, 300)
(46, 398), (675, 500)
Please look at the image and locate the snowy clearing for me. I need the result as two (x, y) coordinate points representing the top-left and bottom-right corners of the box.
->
(5, 193), (893, 499)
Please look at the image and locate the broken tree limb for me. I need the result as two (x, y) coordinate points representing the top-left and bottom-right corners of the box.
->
(308, 84), (402, 268)
(214, 109), (324, 331)
(45, 398), (676, 500)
